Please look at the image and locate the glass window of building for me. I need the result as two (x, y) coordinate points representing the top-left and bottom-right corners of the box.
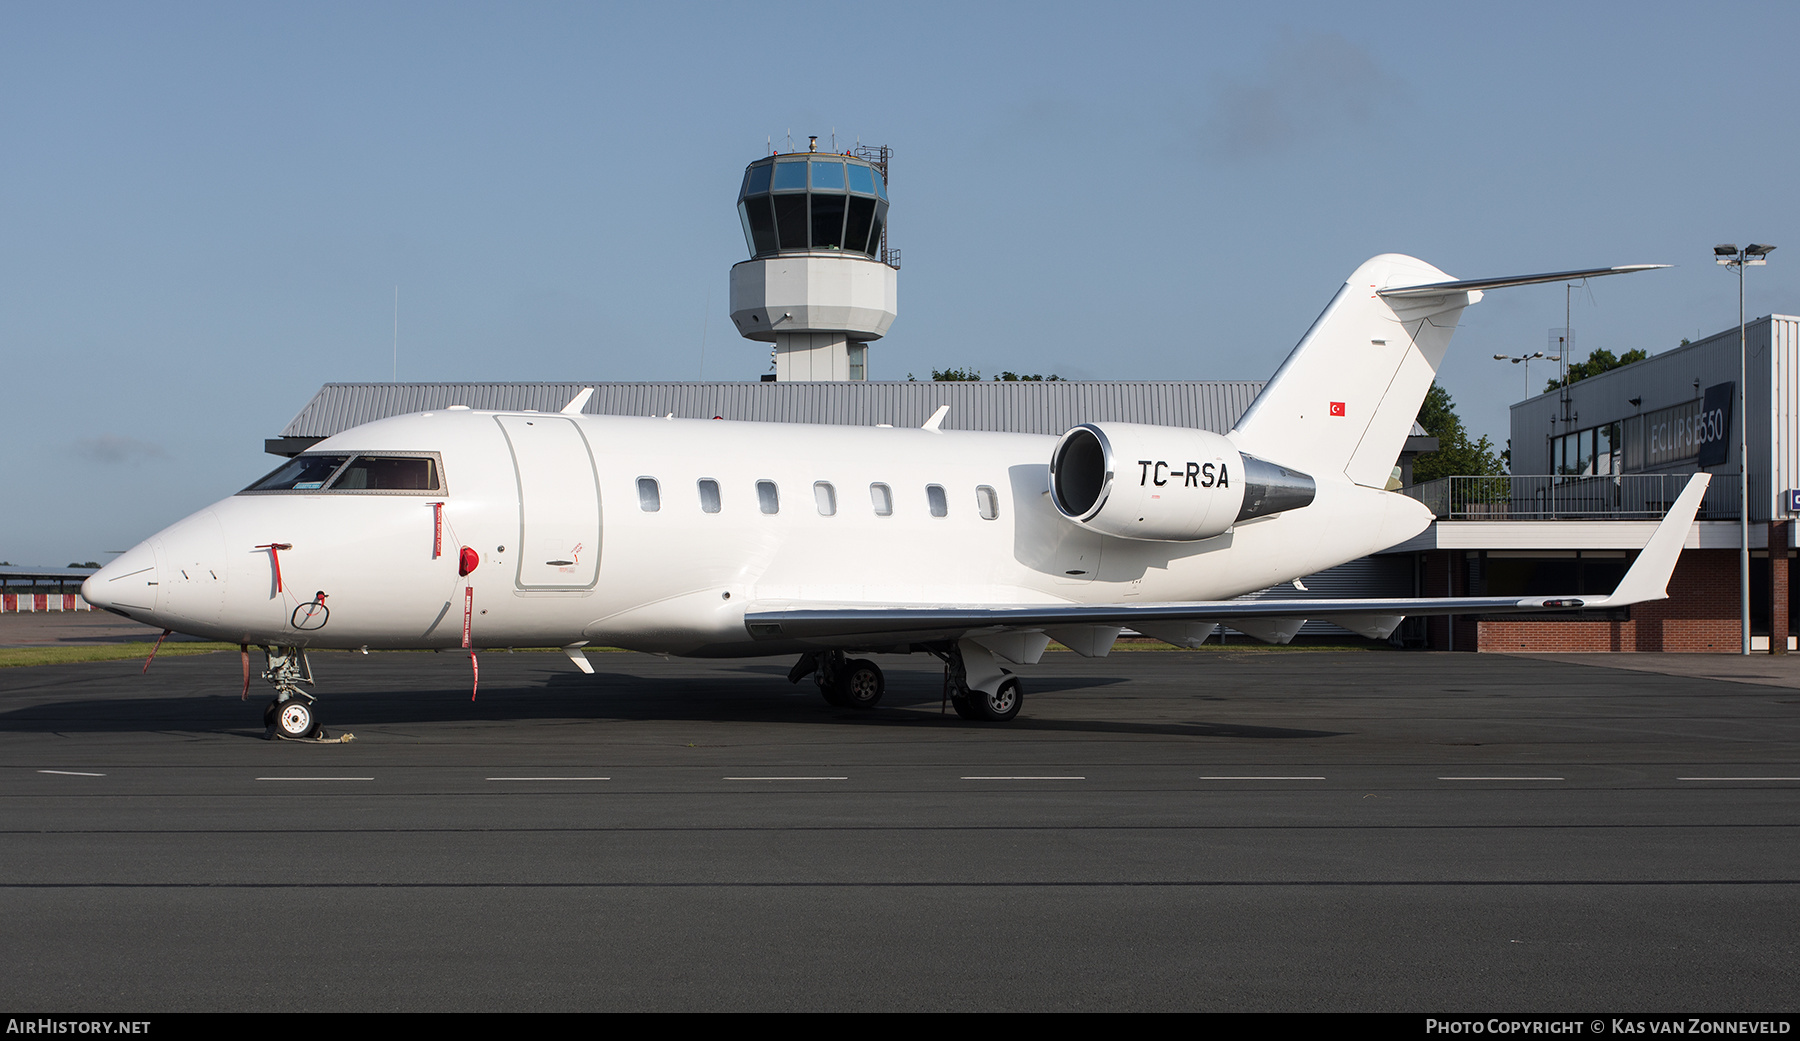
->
(773, 195), (808, 250)
(809, 160), (845, 191)
(637, 477), (660, 512)
(740, 197), (776, 255)
(811, 193), (847, 250)
(698, 479), (721, 514)
(771, 161), (807, 191)
(757, 480), (779, 514)
(870, 483), (893, 516)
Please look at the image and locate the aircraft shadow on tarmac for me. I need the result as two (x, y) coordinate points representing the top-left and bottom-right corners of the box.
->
(0, 657), (1346, 740)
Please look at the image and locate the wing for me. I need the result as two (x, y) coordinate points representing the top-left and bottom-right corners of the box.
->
(744, 473), (1709, 646)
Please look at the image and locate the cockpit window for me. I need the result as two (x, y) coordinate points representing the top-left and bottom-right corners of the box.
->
(240, 453), (443, 495)
(330, 456), (440, 491)
(244, 455), (350, 492)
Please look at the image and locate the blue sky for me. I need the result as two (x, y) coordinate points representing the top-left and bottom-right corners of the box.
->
(4, 2), (1797, 564)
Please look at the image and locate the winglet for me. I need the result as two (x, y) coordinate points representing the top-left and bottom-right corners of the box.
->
(1589, 473), (1711, 606)
(560, 387), (595, 415)
(921, 404), (949, 432)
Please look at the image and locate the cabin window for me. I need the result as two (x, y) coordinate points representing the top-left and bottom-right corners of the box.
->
(976, 485), (999, 520)
(757, 480), (779, 514)
(814, 481), (837, 516)
(637, 477), (661, 512)
(870, 483), (893, 516)
(244, 455), (350, 492)
(698, 479), (721, 514)
(927, 484), (948, 517)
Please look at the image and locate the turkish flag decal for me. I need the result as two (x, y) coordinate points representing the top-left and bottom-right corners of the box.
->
(1329, 401), (1346, 416)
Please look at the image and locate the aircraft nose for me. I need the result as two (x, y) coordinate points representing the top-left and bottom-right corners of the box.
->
(82, 540), (159, 615)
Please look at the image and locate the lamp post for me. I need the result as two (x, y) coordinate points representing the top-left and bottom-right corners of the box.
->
(1716, 243), (1776, 655)
(1493, 350), (1562, 400)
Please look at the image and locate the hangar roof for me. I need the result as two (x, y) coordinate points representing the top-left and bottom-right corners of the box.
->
(272, 380), (1435, 456)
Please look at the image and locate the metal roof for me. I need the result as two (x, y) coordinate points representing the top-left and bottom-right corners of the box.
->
(280, 381), (1271, 440)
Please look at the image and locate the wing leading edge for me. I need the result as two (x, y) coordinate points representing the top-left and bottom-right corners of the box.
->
(744, 474), (1710, 645)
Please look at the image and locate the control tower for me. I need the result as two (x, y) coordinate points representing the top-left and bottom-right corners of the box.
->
(729, 140), (899, 381)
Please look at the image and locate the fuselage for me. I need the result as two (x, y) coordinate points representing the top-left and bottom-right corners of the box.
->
(82, 408), (1432, 655)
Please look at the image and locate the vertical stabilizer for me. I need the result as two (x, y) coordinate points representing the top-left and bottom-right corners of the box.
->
(1229, 255), (1478, 489)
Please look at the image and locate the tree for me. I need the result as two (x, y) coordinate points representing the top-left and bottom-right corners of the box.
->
(1543, 347), (1648, 393)
(907, 368), (1063, 382)
(1411, 383), (1505, 481)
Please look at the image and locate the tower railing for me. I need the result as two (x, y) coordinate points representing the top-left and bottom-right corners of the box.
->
(1401, 474), (1741, 520)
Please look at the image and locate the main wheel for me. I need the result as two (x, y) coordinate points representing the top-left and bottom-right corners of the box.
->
(840, 658), (885, 709)
(263, 700), (280, 727)
(274, 699), (318, 740)
(969, 677), (1023, 722)
(819, 680), (851, 707)
(950, 694), (982, 720)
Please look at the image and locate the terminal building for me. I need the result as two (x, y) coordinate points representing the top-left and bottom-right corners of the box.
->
(261, 142), (1799, 653)
(1394, 314), (1800, 652)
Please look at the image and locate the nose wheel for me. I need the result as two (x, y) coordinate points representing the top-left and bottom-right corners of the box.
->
(269, 695), (319, 739)
(257, 646), (346, 742)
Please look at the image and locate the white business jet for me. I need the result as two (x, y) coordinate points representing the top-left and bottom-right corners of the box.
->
(84, 254), (1700, 739)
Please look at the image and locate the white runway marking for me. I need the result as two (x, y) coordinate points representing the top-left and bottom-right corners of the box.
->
(255, 776), (375, 781)
(1678, 776), (1800, 781)
(961, 776), (1085, 780)
(1439, 776), (1565, 781)
(724, 776), (848, 781)
(38, 770), (104, 777)
(486, 776), (611, 781)
(1200, 775), (1325, 780)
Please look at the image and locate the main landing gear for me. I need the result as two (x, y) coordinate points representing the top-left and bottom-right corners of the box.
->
(788, 651), (885, 710)
(258, 646), (341, 741)
(786, 642), (1026, 723)
(930, 640), (1024, 723)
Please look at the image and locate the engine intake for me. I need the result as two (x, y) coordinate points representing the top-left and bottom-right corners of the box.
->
(1049, 423), (1314, 542)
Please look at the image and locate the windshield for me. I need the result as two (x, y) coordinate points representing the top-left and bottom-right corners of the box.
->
(241, 453), (442, 494)
(244, 455), (350, 492)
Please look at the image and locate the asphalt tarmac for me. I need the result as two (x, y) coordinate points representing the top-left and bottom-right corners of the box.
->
(2, 645), (1797, 1012)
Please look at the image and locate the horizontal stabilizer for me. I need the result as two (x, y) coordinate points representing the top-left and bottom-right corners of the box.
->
(1377, 265), (1668, 299)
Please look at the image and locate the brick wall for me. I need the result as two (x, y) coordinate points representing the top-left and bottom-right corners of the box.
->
(1469, 549), (1741, 652)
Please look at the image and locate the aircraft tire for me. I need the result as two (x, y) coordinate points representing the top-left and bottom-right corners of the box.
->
(818, 675), (851, 707)
(970, 677), (1023, 722)
(263, 700), (280, 727)
(274, 699), (319, 740)
(841, 659), (884, 709)
(949, 695), (982, 721)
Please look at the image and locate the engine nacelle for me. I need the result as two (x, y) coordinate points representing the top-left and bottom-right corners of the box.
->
(1049, 422), (1315, 542)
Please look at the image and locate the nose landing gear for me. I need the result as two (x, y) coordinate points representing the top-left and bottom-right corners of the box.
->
(258, 646), (352, 743)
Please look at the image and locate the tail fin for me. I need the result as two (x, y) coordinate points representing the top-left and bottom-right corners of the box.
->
(1230, 256), (1671, 489)
(1229, 254), (1473, 489)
